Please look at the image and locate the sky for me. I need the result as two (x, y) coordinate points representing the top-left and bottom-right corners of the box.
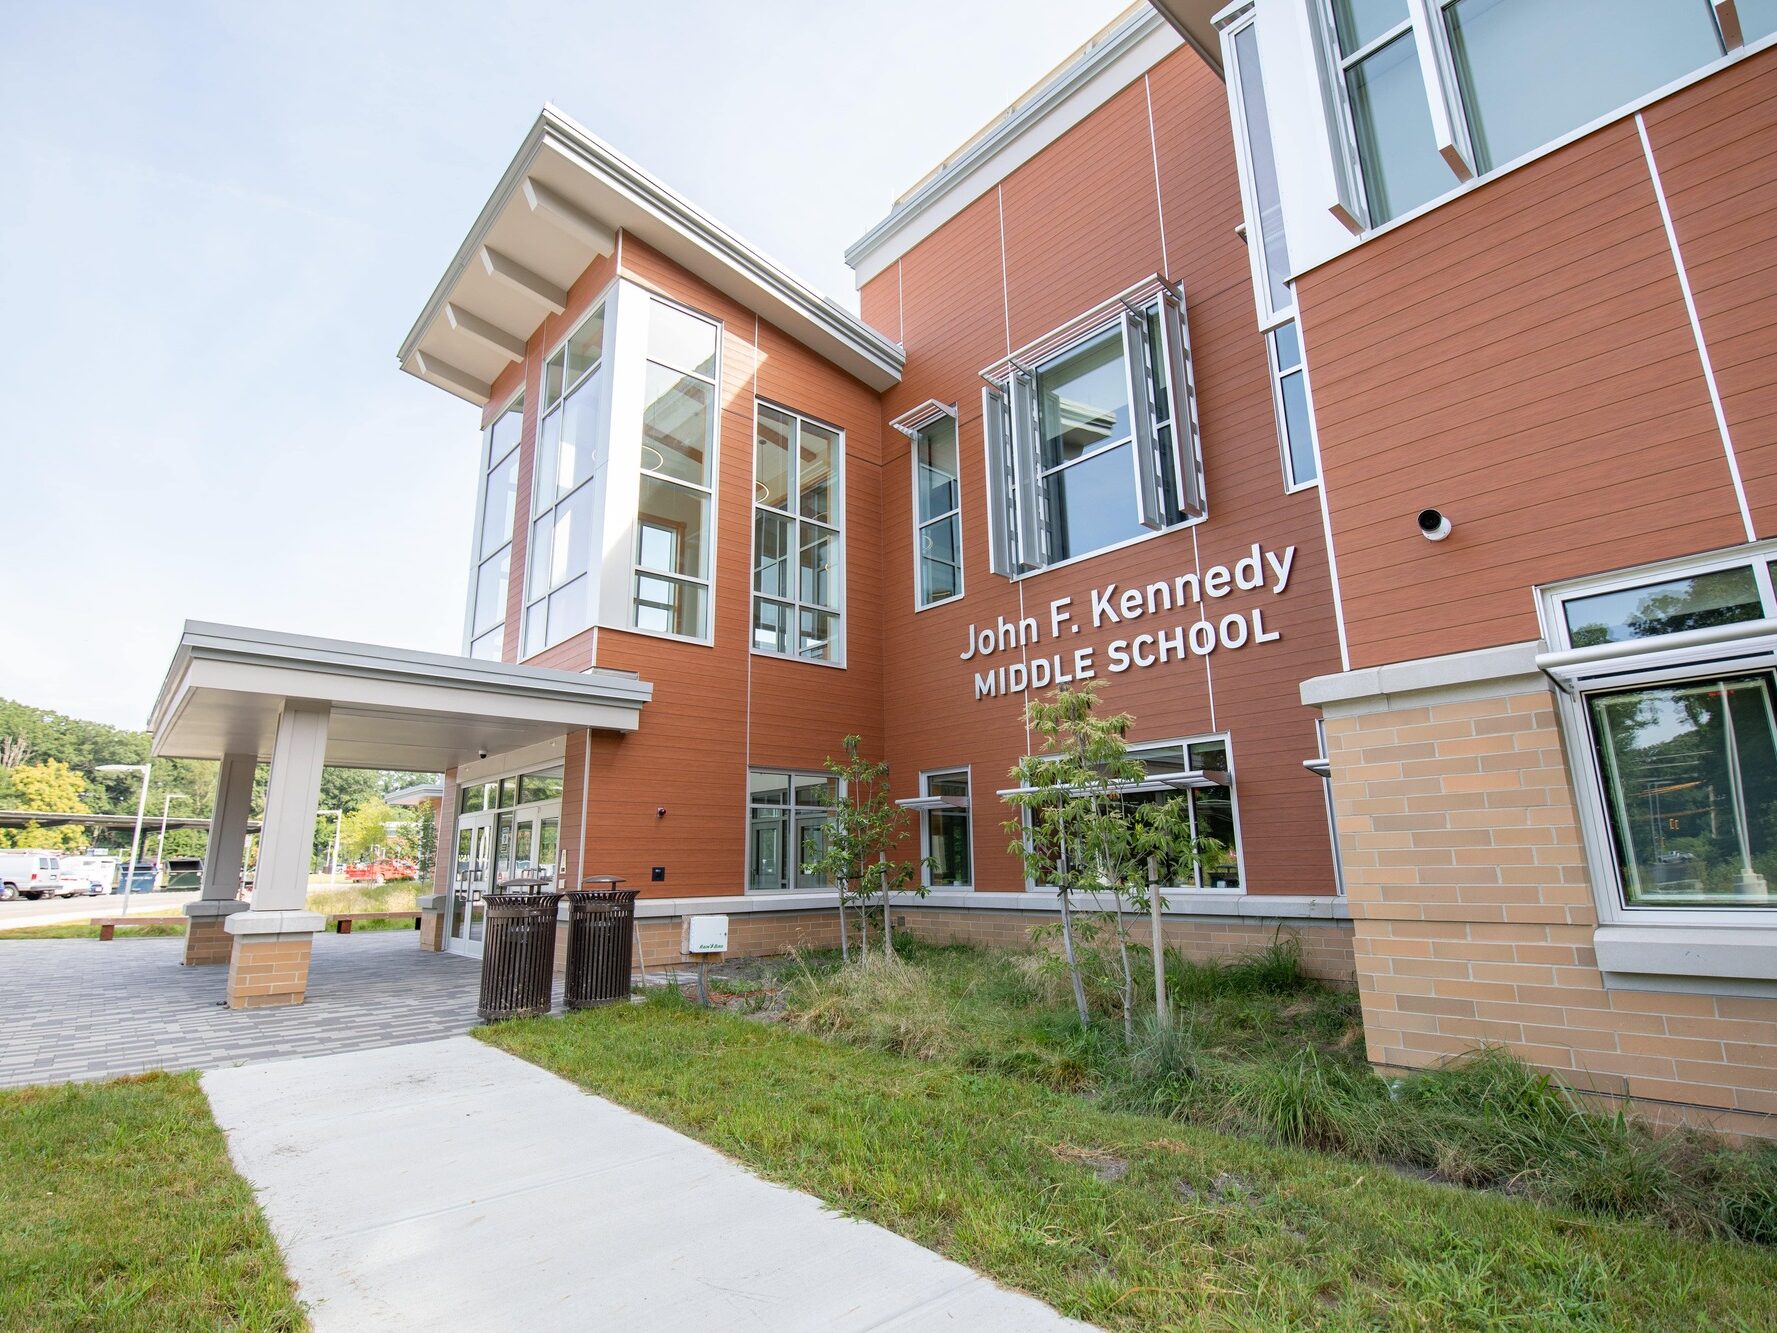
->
(0, 0), (1132, 729)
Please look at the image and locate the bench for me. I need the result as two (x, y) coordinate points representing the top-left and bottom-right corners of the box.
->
(96, 917), (186, 940)
(330, 912), (423, 934)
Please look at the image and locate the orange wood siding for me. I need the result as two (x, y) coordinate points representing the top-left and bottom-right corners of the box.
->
(1296, 52), (1777, 670)
(868, 47), (1344, 897)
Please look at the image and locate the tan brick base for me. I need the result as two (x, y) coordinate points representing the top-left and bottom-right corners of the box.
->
(226, 935), (314, 1009)
(1326, 681), (1777, 1140)
(183, 915), (234, 966)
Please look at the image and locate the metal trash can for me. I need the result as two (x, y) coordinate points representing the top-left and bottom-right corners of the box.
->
(565, 884), (639, 1010)
(477, 889), (561, 1021)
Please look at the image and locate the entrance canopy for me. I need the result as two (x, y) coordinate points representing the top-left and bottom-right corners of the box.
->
(148, 622), (651, 770)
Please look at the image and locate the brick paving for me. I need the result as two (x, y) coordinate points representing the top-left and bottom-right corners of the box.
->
(0, 933), (489, 1089)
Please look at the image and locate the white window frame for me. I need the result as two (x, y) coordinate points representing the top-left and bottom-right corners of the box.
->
(1537, 540), (1777, 931)
(1220, 2), (1295, 329)
(749, 399), (847, 667)
(463, 388), (524, 660)
(1308, 0), (1767, 235)
(916, 767), (973, 890)
(1015, 733), (1247, 894)
(981, 282), (1205, 580)
(628, 293), (722, 646)
(900, 403), (965, 612)
(521, 299), (612, 660)
(745, 769), (841, 893)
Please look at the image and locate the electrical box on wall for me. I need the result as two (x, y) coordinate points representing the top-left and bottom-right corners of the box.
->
(685, 914), (728, 954)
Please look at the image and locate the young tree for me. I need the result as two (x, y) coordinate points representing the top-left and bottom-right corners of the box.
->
(802, 735), (930, 962)
(1002, 683), (1224, 1039)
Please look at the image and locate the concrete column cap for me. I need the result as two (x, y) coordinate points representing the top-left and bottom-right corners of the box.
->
(225, 909), (326, 938)
(416, 894), (446, 911)
(184, 899), (250, 919)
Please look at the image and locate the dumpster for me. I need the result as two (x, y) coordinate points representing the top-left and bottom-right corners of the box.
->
(565, 883), (639, 1010)
(477, 886), (560, 1021)
(117, 862), (158, 894)
(164, 857), (204, 891)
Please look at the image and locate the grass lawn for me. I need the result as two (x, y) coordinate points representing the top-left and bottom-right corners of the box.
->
(0, 1072), (304, 1331)
(0, 880), (424, 939)
(482, 993), (1777, 1330)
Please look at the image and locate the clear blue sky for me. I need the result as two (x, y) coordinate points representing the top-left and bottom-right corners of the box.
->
(0, 0), (1131, 728)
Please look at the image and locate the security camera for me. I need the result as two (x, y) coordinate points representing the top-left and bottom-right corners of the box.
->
(1417, 508), (1452, 542)
(478, 748), (488, 760)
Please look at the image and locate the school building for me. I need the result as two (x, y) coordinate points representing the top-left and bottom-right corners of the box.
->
(147, 1), (1777, 1134)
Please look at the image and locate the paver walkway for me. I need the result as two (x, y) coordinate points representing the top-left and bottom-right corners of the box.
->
(0, 933), (482, 1088)
(205, 1036), (1090, 1331)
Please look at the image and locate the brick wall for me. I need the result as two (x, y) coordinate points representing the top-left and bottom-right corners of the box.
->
(1327, 684), (1777, 1137)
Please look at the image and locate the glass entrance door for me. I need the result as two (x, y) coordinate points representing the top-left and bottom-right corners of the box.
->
(449, 816), (494, 956)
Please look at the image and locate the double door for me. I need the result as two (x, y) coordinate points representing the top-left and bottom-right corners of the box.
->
(447, 801), (562, 958)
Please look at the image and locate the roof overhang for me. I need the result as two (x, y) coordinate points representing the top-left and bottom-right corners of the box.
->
(399, 106), (904, 406)
(148, 622), (651, 772)
(1149, 1), (1223, 74)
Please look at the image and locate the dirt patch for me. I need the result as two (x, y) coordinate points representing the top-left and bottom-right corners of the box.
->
(1177, 1171), (1259, 1206)
(1050, 1142), (1131, 1183)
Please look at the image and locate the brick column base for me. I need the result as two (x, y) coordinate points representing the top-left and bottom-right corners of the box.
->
(226, 935), (315, 1009)
(184, 915), (235, 965)
(416, 895), (446, 952)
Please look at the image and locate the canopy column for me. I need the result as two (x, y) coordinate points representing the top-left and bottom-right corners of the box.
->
(182, 751), (254, 965)
(224, 703), (329, 1008)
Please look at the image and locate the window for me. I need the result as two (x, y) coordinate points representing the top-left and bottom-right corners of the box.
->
(1314, 0), (1765, 230)
(753, 403), (844, 662)
(1124, 739), (1242, 890)
(920, 770), (972, 888)
(983, 287), (1202, 576)
(524, 304), (607, 656)
(748, 771), (836, 891)
(468, 393), (523, 660)
(1270, 322), (1318, 488)
(1541, 547), (1777, 920)
(632, 299), (718, 640)
(1226, 11), (1293, 321)
(913, 413), (963, 607)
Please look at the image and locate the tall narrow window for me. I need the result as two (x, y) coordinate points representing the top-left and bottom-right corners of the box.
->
(1324, 0), (1447, 225)
(524, 304), (607, 656)
(469, 393), (523, 660)
(753, 403), (844, 662)
(1270, 321), (1318, 488)
(920, 770), (972, 888)
(1228, 16), (1293, 320)
(632, 299), (718, 640)
(913, 414), (962, 608)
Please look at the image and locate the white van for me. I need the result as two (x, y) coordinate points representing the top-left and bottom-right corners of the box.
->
(58, 854), (115, 897)
(0, 850), (64, 900)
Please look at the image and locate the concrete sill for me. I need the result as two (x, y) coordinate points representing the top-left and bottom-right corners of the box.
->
(1595, 925), (1777, 999)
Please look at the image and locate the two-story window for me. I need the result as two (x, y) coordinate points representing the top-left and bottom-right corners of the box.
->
(982, 286), (1204, 575)
(1312, 0), (1777, 230)
(1540, 546), (1777, 925)
(632, 298), (719, 642)
(523, 304), (607, 656)
(753, 403), (844, 662)
(1223, 5), (1320, 490)
(747, 770), (836, 890)
(468, 393), (523, 659)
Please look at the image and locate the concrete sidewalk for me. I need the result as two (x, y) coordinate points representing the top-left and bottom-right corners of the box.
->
(203, 1036), (1089, 1331)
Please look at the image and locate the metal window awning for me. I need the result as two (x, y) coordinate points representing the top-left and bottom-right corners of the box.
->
(1302, 758), (1331, 780)
(996, 769), (1231, 799)
(893, 795), (969, 812)
(147, 622), (652, 771)
(1536, 620), (1777, 695)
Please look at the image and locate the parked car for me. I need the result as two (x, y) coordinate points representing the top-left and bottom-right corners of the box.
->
(0, 850), (63, 900)
(58, 854), (116, 896)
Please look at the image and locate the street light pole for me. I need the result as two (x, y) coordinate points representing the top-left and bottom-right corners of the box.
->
(97, 763), (151, 918)
(154, 793), (189, 871)
(318, 809), (344, 884)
